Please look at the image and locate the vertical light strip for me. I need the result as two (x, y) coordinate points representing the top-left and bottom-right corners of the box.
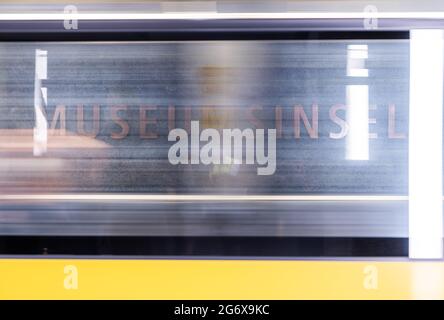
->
(409, 30), (444, 259)
(347, 45), (369, 77)
(346, 85), (369, 160)
(33, 49), (48, 157)
(346, 45), (369, 160)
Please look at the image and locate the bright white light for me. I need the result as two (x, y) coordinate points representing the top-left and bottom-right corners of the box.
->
(347, 45), (369, 77)
(346, 45), (369, 160)
(409, 29), (444, 259)
(346, 85), (369, 160)
(33, 49), (48, 157)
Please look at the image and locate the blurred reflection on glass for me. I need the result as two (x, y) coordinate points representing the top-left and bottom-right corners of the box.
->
(0, 40), (409, 237)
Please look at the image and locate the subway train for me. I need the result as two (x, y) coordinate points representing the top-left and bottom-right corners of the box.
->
(0, 1), (443, 299)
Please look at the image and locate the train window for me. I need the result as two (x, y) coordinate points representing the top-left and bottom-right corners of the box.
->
(0, 29), (421, 257)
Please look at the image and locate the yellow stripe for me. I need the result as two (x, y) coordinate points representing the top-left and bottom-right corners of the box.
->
(1, 259), (443, 299)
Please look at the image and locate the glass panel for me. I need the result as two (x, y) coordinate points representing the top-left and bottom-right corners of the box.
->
(0, 40), (409, 251)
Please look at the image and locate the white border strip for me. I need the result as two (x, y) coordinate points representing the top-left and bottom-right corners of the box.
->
(0, 194), (408, 201)
(0, 12), (444, 21)
(408, 29), (444, 259)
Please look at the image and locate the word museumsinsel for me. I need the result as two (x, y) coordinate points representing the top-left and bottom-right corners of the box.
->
(41, 103), (406, 140)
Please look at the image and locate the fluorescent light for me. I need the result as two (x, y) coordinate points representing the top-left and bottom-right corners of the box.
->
(347, 45), (369, 77)
(409, 29), (444, 259)
(346, 45), (370, 160)
(0, 12), (444, 21)
(346, 85), (369, 160)
(33, 49), (48, 157)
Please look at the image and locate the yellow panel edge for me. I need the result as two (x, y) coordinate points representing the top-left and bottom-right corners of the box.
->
(0, 259), (443, 300)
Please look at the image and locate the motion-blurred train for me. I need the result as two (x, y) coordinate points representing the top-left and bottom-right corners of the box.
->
(0, 1), (442, 262)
